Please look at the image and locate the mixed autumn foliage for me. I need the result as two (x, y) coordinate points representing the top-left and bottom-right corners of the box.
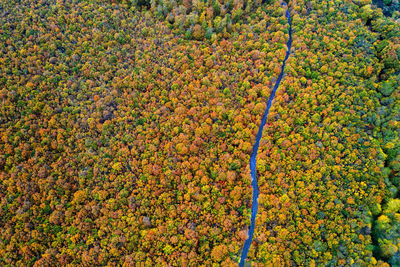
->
(0, 0), (399, 265)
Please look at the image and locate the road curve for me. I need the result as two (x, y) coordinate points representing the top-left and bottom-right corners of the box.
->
(239, 2), (292, 266)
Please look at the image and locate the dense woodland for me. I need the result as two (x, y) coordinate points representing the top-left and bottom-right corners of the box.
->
(372, 0), (400, 17)
(0, 0), (399, 265)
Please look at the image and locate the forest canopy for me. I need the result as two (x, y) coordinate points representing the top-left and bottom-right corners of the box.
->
(0, 0), (399, 265)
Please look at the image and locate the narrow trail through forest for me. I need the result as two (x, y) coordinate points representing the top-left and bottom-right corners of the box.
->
(239, 2), (292, 265)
